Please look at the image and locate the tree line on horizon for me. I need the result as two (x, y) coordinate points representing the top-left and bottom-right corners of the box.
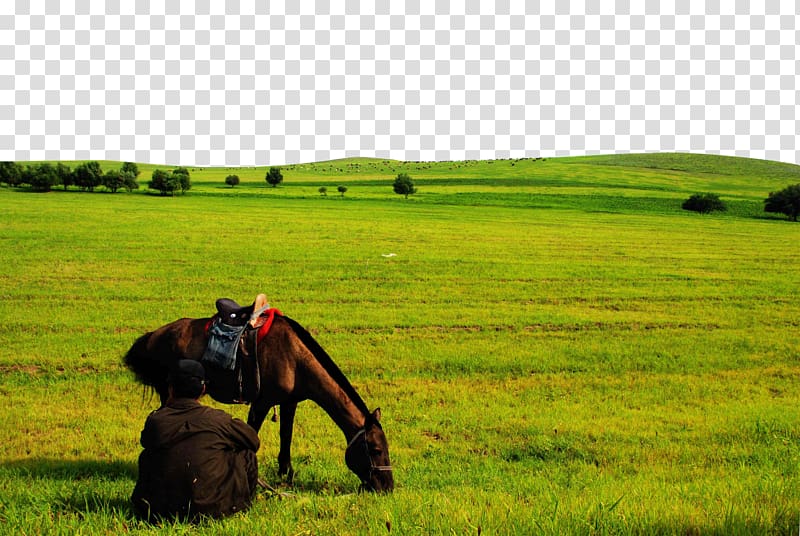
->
(0, 160), (140, 193)
(0, 161), (193, 196)
(1, 159), (797, 220)
(0, 160), (414, 200)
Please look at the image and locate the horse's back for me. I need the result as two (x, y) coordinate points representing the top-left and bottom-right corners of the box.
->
(154, 317), (209, 360)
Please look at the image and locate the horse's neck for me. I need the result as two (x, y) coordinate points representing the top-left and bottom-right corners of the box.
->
(293, 355), (366, 441)
(275, 317), (368, 442)
(314, 376), (366, 441)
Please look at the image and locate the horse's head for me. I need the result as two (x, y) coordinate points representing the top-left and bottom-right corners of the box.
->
(344, 408), (394, 493)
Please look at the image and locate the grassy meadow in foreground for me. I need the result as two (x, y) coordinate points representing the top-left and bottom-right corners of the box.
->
(0, 153), (799, 534)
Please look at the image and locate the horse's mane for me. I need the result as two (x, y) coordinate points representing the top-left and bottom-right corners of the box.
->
(282, 315), (371, 417)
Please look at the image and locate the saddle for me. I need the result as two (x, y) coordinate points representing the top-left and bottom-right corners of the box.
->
(201, 294), (276, 404)
(215, 293), (270, 328)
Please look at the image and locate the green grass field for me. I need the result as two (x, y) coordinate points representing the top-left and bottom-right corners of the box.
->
(1, 153), (799, 534)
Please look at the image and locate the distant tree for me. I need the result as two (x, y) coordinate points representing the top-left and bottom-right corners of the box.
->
(73, 161), (103, 192)
(17, 165), (35, 187)
(28, 163), (58, 192)
(120, 162), (140, 192)
(225, 174), (240, 187)
(148, 167), (190, 196)
(337, 185), (347, 197)
(102, 169), (125, 193)
(172, 167), (191, 194)
(149, 169), (167, 195)
(0, 161), (22, 186)
(764, 184), (800, 221)
(149, 169), (178, 196)
(123, 173), (140, 192)
(121, 161), (139, 178)
(55, 163), (73, 190)
(393, 173), (417, 199)
(318, 186), (328, 196)
(265, 166), (283, 187)
(682, 193), (726, 214)
(16, 165), (33, 187)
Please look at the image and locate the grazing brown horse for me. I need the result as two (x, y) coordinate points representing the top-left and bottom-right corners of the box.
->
(123, 312), (394, 493)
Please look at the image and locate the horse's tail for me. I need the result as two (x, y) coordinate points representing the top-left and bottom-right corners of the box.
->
(123, 331), (162, 394)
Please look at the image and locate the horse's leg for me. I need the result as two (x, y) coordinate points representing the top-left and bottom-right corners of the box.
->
(278, 401), (297, 481)
(247, 399), (272, 433)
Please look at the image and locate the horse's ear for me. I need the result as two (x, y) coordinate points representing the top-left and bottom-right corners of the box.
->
(371, 408), (382, 422)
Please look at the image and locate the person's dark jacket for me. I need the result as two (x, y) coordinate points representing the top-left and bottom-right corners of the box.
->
(131, 398), (260, 522)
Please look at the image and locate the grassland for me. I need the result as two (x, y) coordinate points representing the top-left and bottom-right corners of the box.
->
(0, 153), (799, 534)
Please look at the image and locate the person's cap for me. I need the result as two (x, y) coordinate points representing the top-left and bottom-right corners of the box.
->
(170, 359), (206, 383)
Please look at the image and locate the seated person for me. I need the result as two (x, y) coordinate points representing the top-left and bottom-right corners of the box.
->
(131, 360), (260, 522)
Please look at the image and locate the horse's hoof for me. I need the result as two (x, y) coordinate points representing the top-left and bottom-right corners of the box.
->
(280, 467), (295, 483)
(278, 461), (293, 477)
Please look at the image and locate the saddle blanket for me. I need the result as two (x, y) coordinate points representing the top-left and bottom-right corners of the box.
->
(201, 319), (246, 371)
(201, 307), (282, 373)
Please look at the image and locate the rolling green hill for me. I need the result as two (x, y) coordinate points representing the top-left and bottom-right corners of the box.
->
(18, 152), (800, 219)
(0, 152), (799, 533)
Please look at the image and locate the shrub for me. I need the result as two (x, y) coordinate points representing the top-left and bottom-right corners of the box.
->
(764, 184), (800, 221)
(682, 193), (726, 214)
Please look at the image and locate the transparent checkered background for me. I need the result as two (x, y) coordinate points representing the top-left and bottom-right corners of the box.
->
(1, 1), (798, 166)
